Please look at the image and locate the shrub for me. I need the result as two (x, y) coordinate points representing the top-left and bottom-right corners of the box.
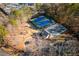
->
(0, 25), (8, 36)
(9, 19), (17, 26)
(12, 10), (23, 16)
(0, 25), (8, 44)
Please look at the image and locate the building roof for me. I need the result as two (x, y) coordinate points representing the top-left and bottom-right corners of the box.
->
(3, 3), (35, 14)
(31, 16), (55, 28)
(45, 24), (67, 36)
(27, 3), (34, 6)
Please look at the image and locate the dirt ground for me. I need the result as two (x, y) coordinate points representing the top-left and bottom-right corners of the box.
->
(4, 15), (39, 51)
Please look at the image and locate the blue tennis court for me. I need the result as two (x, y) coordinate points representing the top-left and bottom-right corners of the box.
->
(31, 16), (54, 28)
(33, 16), (45, 22)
